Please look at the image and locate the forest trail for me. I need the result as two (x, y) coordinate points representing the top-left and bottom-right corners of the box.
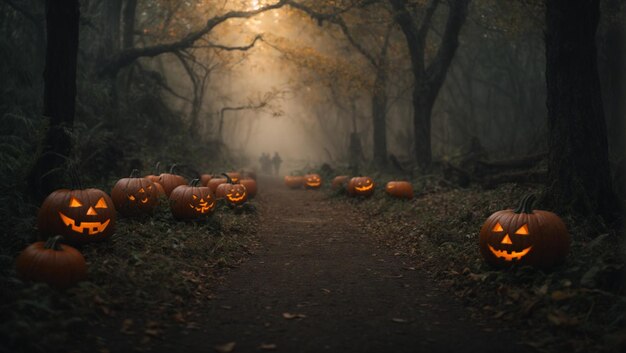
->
(153, 178), (533, 353)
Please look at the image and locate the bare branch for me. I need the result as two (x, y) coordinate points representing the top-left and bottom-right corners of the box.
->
(192, 34), (264, 51)
(101, 0), (288, 76)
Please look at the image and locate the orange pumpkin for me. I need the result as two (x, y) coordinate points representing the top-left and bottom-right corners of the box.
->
(169, 180), (215, 220)
(304, 174), (322, 189)
(479, 195), (570, 269)
(200, 174), (213, 187)
(215, 174), (248, 206)
(38, 188), (116, 243)
(158, 165), (187, 197)
(111, 170), (159, 217)
(347, 176), (375, 197)
(284, 175), (304, 189)
(239, 178), (257, 198)
(385, 181), (414, 199)
(208, 177), (227, 194)
(16, 236), (87, 289)
(331, 175), (350, 189)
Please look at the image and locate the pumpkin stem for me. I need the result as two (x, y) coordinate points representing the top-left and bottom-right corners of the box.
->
(190, 178), (200, 187)
(154, 161), (161, 175)
(130, 169), (140, 178)
(514, 194), (536, 214)
(44, 235), (65, 251)
(169, 164), (177, 174)
(222, 173), (233, 184)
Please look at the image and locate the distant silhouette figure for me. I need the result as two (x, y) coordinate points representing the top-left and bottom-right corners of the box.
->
(272, 152), (282, 176)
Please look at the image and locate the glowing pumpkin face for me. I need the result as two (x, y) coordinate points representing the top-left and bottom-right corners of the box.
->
(217, 183), (248, 206)
(479, 195), (570, 269)
(111, 174), (159, 217)
(169, 184), (215, 220)
(37, 189), (116, 243)
(347, 176), (375, 197)
(304, 174), (322, 189)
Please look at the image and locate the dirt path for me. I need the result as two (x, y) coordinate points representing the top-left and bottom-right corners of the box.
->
(154, 178), (533, 353)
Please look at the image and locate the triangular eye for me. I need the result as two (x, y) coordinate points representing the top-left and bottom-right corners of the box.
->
(515, 224), (529, 235)
(492, 223), (504, 232)
(69, 197), (83, 207)
(128, 195), (136, 201)
(192, 195), (198, 199)
(95, 197), (108, 208)
(147, 185), (152, 190)
(139, 188), (145, 193)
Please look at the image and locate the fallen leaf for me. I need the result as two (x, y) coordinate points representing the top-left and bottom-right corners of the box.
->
(120, 319), (134, 335)
(551, 290), (574, 301)
(214, 342), (236, 353)
(391, 318), (409, 323)
(321, 288), (331, 294)
(172, 312), (186, 323)
(259, 343), (277, 350)
(282, 312), (306, 319)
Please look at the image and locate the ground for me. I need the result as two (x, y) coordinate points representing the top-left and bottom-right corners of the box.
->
(3, 176), (624, 353)
(84, 177), (533, 353)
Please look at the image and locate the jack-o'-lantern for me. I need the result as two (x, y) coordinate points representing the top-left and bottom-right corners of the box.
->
(225, 172), (241, 184)
(479, 195), (570, 269)
(347, 176), (375, 197)
(216, 174), (248, 206)
(331, 175), (350, 189)
(15, 235), (87, 289)
(38, 188), (116, 243)
(158, 165), (187, 197)
(169, 180), (215, 220)
(111, 170), (159, 217)
(239, 178), (257, 198)
(284, 175), (304, 189)
(385, 181), (414, 199)
(304, 174), (322, 189)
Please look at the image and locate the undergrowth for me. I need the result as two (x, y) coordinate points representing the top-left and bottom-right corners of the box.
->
(332, 175), (626, 353)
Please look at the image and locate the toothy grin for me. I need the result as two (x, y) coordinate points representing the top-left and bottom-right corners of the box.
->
(355, 185), (373, 191)
(488, 245), (532, 261)
(59, 212), (110, 235)
(189, 201), (214, 213)
(227, 194), (246, 202)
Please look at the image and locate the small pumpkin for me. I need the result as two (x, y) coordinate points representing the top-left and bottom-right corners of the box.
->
(111, 170), (159, 217)
(284, 175), (304, 189)
(200, 174), (213, 187)
(216, 174), (248, 206)
(331, 175), (350, 189)
(347, 176), (375, 197)
(385, 181), (414, 199)
(16, 235), (87, 289)
(304, 173), (322, 189)
(239, 178), (257, 198)
(478, 195), (570, 269)
(208, 177), (227, 194)
(169, 179), (216, 221)
(158, 164), (188, 197)
(38, 188), (116, 243)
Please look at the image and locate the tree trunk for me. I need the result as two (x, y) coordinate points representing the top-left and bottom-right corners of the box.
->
(391, 0), (470, 170)
(372, 64), (388, 167)
(28, 0), (80, 200)
(122, 0), (137, 50)
(544, 0), (618, 222)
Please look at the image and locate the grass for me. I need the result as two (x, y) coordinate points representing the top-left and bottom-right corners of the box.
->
(331, 177), (626, 353)
(0, 200), (260, 353)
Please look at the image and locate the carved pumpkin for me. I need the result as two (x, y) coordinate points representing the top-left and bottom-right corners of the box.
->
(15, 236), (87, 289)
(158, 165), (187, 197)
(169, 180), (216, 220)
(239, 178), (257, 198)
(385, 181), (414, 199)
(216, 174), (248, 206)
(347, 176), (375, 197)
(225, 172), (241, 184)
(200, 174), (213, 187)
(304, 174), (322, 189)
(479, 195), (570, 269)
(284, 175), (304, 189)
(331, 175), (350, 189)
(38, 188), (116, 243)
(208, 177), (227, 194)
(111, 170), (159, 217)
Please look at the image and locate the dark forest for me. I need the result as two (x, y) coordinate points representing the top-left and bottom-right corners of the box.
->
(0, 0), (625, 352)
